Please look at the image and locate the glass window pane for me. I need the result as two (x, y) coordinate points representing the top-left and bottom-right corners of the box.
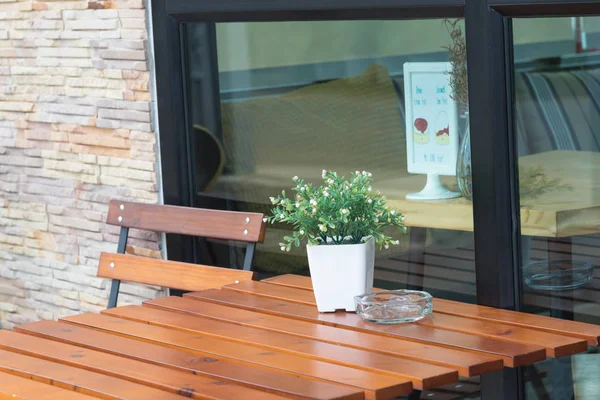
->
(185, 19), (476, 303)
(513, 16), (600, 400)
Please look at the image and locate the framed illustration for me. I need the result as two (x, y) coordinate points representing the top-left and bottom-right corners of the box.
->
(403, 62), (460, 200)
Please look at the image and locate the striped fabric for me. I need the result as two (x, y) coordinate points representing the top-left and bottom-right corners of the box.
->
(515, 68), (600, 155)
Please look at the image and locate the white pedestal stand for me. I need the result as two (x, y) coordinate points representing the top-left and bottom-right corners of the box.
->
(406, 173), (461, 200)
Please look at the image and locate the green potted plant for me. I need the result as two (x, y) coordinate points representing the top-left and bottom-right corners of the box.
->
(267, 170), (407, 312)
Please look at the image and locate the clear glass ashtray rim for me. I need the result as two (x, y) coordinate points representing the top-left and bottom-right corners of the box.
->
(354, 289), (434, 307)
(523, 259), (595, 291)
(354, 290), (434, 324)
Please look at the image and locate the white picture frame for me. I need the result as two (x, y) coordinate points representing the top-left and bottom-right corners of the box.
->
(403, 62), (459, 176)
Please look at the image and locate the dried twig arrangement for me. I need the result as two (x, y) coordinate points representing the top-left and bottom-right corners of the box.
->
(442, 19), (469, 105)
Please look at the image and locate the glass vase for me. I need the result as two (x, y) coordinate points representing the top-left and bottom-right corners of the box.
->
(456, 110), (472, 200)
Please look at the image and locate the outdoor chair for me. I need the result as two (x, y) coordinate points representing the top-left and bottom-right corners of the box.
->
(100, 200), (267, 308)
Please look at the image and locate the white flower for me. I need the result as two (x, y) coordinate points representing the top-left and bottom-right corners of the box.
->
(280, 214), (285, 220)
(344, 186), (349, 191)
(350, 184), (353, 187)
(312, 208), (317, 213)
(327, 179), (334, 185)
(262, 218), (268, 222)
(395, 240), (400, 245)
(299, 229), (305, 235)
(301, 186), (306, 192)
(384, 244), (389, 249)
(368, 172), (372, 177)
(323, 191), (329, 197)
(295, 202), (300, 208)
(319, 224), (327, 232)
(401, 216), (406, 222)
(367, 198), (372, 204)
(391, 210), (396, 215)
(280, 200), (285, 205)
(362, 171), (367, 175)
(270, 197), (276, 204)
(322, 169), (327, 175)
(310, 199), (317, 206)
(280, 246), (286, 251)
(293, 175), (298, 180)
(341, 208), (349, 215)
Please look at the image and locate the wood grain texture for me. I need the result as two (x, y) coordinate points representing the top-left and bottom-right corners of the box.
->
(60, 312), (412, 400)
(262, 274), (318, 291)
(432, 298), (600, 347)
(0, 371), (96, 400)
(102, 305), (458, 390)
(97, 252), (255, 292)
(15, 321), (364, 400)
(229, 151), (600, 237)
(0, 331), (285, 400)
(106, 200), (266, 242)
(0, 347), (182, 400)
(262, 275), (600, 347)
(186, 289), (547, 367)
(229, 281), (587, 358)
(145, 296), (503, 377)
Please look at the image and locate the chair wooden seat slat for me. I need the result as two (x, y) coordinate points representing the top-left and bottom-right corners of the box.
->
(98, 253), (255, 293)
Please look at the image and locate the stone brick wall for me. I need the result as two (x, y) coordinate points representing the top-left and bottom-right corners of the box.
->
(0, 0), (164, 329)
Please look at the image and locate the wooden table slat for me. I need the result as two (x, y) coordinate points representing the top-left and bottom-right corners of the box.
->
(145, 296), (504, 377)
(262, 274), (600, 346)
(231, 281), (587, 358)
(0, 347), (183, 400)
(0, 331), (286, 400)
(0, 370), (95, 400)
(60, 312), (412, 400)
(102, 305), (458, 390)
(185, 289), (547, 367)
(15, 320), (365, 400)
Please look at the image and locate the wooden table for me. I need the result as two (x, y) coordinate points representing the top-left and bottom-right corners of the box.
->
(386, 150), (600, 238)
(2, 275), (600, 400)
(210, 150), (600, 238)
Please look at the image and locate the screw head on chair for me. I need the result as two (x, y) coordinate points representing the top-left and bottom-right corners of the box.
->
(245, 217), (250, 224)
(243, 229), (248, 236)
(110, 262), (115, 269)
(119, 204), (125, 211)
(118, 216), (123, 223)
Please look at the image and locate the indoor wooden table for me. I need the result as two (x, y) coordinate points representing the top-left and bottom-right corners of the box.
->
(2, 274), (600, 400)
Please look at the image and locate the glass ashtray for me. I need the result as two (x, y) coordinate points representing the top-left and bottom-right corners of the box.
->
(524, 260), (594, 291)
(354, 290), (433, 324)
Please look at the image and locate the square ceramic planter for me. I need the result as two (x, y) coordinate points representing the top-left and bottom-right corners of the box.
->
(307, 237), (375, 312)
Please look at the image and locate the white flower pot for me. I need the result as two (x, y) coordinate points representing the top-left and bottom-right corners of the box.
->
(306, 238), (375, 312)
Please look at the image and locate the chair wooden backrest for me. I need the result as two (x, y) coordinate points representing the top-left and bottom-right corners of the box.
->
(102, 200), (267, 308)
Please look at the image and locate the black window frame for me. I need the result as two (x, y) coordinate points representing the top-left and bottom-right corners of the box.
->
(151, 1), (600, 398)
